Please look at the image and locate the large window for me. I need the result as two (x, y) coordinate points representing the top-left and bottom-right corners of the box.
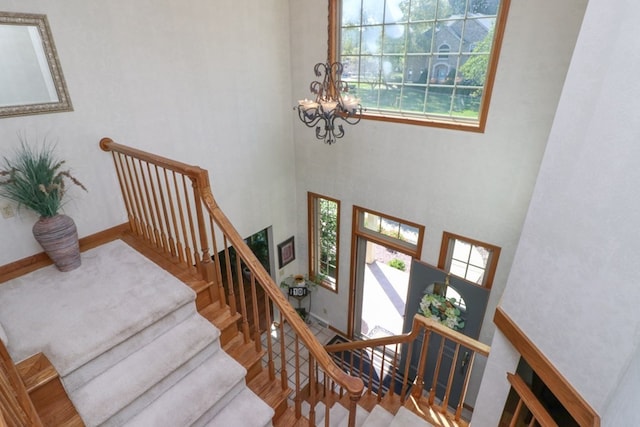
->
(336, 0), (511, 131)
(438, 231), (500, 288)
(308, 193), (340, 292)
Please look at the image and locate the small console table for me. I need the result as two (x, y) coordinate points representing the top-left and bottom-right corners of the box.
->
(280, 275), (313, 323)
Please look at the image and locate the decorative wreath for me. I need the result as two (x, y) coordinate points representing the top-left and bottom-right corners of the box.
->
(419, 293), (465, 331)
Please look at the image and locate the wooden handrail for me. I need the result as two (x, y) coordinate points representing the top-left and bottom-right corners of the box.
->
(100, 138), (364, 406)
(506, 373), (558, 427)
(0, 340), (43, 427)
(325, 314), (490, 357)
(325, 314), (490, 426)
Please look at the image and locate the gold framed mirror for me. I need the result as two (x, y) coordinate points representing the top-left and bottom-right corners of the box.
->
(0, 11), (72, 118)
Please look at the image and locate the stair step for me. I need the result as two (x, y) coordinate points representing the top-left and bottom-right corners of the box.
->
(248, 369), (292, 420)
(362, 405), (394, 427)
(17, 353), (58, 393)
(198, 387), (274, 427)
(64, 302), (196, 392)
(70, 313), (220, 426)
(123, 350), (247, 426)
(224, 332), (266, 381)
(390, 406), (434, 427)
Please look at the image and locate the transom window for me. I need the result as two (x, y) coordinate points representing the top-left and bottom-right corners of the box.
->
(438, 231), (500, 288)
(357, 206), (424, 253)
(336, 0), (511, 131)
(308, 193), (340, 292)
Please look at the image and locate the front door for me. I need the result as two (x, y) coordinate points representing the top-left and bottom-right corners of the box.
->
(401, 259), (489, 408)
(353, 238), (413, 339)
(348, 206), (425, 339)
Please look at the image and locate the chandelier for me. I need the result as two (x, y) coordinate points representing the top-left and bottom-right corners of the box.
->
(296, 62), (362, 145)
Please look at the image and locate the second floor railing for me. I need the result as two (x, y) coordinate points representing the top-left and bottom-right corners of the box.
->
(325, 315), (491, 427)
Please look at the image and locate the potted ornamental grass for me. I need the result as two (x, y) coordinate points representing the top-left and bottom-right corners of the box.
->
(0, 141), (87, 272)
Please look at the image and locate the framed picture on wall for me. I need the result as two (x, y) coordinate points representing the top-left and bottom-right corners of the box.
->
(278, 236), (295, 268)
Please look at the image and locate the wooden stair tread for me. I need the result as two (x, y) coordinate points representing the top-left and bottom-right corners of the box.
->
(223, 333), (265, 368)
(403, 395), (469, 427)
(16, 353), (58, 393)
(248, 369), (291, 411)
(120, 233), (208, 287)
(273, 407), (310, 427)
(200, 302), (242, 330)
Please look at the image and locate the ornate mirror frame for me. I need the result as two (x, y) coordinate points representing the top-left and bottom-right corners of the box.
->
(0, 11), (72, 118)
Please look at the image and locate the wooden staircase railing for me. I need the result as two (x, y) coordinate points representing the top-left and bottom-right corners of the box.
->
(0, 339), (43, 427)
(324, 314), (491, 427)
(503, 373), (558, 427)
(100, 138), (364, 426)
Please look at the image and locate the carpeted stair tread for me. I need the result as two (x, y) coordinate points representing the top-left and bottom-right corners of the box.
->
(123, 350), (247, 426)
(0, 240), (196, 377)
(390, 406), (434, 427)
(63, 302), (195, 393)
(197, 387), (274, 427)
(361, 405), (394, 427)
(70, 313), (221, 426)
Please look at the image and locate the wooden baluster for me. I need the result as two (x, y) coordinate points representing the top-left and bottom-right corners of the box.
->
(151, 164), (171, 253)
(132, 159), (155, 244)
(234, 259), (250, 342)
(367, 349), (376, 400)
(227, 254), (241, 319)
(264, 291), (275, 380)
(163, 169), (179, 258)
(221, 236), (237, 315)
(378, 345), (387, 397)
(323, 379), (331, 427)
(401, 339), (414, 403)
(172, 171), (188, 264)
(209, 219), (225, 305)
(428, 336), (446, 405)
(142, 161), (162, 249)
(509, 399), (524, 427)
(455, 351), (476, 421)
(181, 176), (200, 270)
(388, 343), (400, 398)
(413, 328), (432, 400)
(278, 321), (288, 391)
(294, 335), (302, 419)
(123, 155), (146, 238)
(441, 341), (460, 412)
(221, 240), (233, 308)
(308, 354), (317, 426)
(111, 152), (136, 234)
(249, 273), (261, 348)
(191, 178), (215, 282)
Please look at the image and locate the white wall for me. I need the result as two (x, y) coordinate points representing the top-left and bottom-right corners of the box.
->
(289, 0), (586, 360)
(475, 0), (640, 424)
(0, 0), (297, 266)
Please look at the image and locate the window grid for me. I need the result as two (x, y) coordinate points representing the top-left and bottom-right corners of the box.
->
(337, 0), (510, 130)
(438, 231), (501, 289)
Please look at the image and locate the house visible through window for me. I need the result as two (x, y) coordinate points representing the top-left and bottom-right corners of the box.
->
(336, 0), (511, 131)
(308, 193), (340, 292)
(438, 231), (500, 288)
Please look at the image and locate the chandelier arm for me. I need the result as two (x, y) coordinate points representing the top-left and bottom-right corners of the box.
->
(297, 107), (325, 128)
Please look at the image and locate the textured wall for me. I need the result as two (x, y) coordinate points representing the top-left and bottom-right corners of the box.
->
(0, 0), (298, 268)
(476, 0), (640, 424)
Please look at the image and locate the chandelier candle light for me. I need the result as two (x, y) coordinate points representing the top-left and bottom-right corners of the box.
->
(296, 62), (363, 144)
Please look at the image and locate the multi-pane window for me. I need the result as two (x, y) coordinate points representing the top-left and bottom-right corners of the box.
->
(438, 231), (500, 288)
(337, 0), (511, 131)
(308, 193), (340, 292)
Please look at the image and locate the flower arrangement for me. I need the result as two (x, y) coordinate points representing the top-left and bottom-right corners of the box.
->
(0, 141), (87, 217)
(419, 292), (465, 331)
